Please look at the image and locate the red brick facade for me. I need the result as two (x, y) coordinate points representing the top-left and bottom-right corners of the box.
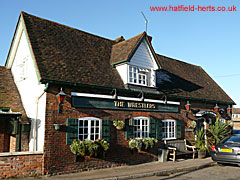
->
(0, 153), (43, 178)
(42, 86), (231, 175)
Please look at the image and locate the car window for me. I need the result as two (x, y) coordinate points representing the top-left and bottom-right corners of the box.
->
(221, 135), (240, 144)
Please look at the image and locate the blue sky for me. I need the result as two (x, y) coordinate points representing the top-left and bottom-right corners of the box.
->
(0, 0), (239, 107)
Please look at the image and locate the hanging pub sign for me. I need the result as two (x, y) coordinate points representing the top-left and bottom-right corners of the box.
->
(71, 96), (179, 112)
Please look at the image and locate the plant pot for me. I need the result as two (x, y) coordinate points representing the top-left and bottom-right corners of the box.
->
(198, 149), (206, 159)
(116, 126), (123, 130)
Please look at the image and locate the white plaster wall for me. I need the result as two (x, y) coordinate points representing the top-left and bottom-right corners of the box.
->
(10, 23), (46, 152)
(116, 64), (128, 84)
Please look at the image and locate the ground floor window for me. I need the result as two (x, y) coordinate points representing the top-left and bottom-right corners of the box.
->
(78, 117), (101, 141)
(162, 119), (176, 140)
(133, 117), (149, 138)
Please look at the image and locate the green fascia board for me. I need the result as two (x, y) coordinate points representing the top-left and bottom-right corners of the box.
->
(5, 16), (22, 67)
(5, 15), (41, 83)
(111, 59), (128, 66)
(41, 79), (234, 105)
(144, 35), (161, 69)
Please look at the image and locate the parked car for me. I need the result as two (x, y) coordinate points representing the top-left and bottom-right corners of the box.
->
(232, 129), (240, 135)
(210, 134), (240, 165)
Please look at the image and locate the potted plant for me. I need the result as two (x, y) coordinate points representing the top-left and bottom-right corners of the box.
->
(70, 139), (86, 162)
(70, 139), (110, 161)
(128, 138), (158, 152)
(195, 127), (207, 158)
(186, 120), (196, 129)
(113, 120), (125, 130)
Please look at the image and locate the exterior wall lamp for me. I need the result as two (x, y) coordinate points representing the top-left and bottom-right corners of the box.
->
(227, 105), (232, 113)
(185, 101), (191, 111)
(56, 87), (66, 113)
(214, 104), (219, 112)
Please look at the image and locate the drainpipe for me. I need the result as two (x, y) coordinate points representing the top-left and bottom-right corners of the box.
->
(33, 83), (49, 151)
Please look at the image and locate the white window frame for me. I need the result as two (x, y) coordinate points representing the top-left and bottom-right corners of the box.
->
(128, 65), (148, 86)
(78, 117), (101, 141)
(133, 116), (149, 138)
(162, 119), (176, 140)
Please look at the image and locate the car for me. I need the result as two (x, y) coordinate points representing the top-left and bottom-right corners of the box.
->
(210, 134), (240, 165)
(232, 129), (240, 135)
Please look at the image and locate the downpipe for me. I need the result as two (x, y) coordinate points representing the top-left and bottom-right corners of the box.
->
(33, 83), (49, 151)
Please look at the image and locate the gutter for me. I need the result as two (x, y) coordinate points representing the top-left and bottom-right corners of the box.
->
(40, 79), (235, 106)
(33, 83), (49, 151)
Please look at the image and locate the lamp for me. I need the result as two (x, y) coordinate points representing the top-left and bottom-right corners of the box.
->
(185, 101), (191, 111)
(214, 104), (219, 112)
(227, 105), (232, 113)
(56, 88), (66, 113)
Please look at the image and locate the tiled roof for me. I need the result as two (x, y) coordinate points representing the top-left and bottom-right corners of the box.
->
(157, 55), (235, 104)
(21, 12), (125, 89)
(110, 32), (145, 65)
(0, 66), (28, 122)
(17, 12), (235, 105)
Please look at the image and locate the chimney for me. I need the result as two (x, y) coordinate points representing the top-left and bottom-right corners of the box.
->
(114, 36), (125, 43)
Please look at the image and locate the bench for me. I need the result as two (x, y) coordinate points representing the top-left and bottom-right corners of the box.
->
(164, 139), (196, 162)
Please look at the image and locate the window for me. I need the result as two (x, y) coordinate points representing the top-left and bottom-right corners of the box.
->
(133, 117), (149, 138)
(162, 120), (176, 140)
(78, 117), (101, 141)
(129, 66), (147, 86)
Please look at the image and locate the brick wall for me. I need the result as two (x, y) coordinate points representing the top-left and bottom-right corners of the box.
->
(0, 153), (43, 178)
(43, 86), (231, 175)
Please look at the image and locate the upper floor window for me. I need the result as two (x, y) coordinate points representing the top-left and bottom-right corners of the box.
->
(78, 117), (101, 141)
(129, 66), (147, 86)
(162, 119), (176, 140)
(133, 117), (149, 138)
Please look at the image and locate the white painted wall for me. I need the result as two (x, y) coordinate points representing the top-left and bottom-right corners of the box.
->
(116, 63), (128, 84)
(8, 19), (46, 152)
(115, 41), (158, 87)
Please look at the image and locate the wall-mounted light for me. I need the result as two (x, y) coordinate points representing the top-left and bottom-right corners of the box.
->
(56, 88), (66, 113)
(53, 123), (62, 131)
(214, 104), (219, 112)
(185, 101), (191, 111)
(227, 105), (232, 113)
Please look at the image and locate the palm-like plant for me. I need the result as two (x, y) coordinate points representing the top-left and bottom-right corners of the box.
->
(195, 127), (207, 150)
(208, 117), (230, 146)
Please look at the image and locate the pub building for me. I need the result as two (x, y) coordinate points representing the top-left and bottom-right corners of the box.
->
(0, 11), (235, 176)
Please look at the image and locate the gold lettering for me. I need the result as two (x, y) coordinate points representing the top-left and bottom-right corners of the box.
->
(114, 101), (125, 107)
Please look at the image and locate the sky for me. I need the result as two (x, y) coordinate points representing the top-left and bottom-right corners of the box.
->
(0, 0), (239, 107)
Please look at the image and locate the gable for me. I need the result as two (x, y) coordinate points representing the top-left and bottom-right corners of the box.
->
(129, 39), (158, 70)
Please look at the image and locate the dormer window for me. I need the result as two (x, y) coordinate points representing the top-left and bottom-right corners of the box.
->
(129, 65), (148, 86)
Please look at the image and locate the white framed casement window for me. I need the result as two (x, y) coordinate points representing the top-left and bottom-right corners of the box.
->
(133, 116), (149, 138)
(78, 117), (101, 141)
(129, 65), (147, 86)
(162, 119), (176, 140)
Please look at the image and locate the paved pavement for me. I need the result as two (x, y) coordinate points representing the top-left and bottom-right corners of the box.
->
(12, 158), (215, 180)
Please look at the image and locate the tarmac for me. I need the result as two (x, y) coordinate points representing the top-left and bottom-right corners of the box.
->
(12, 157), (215, 180)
